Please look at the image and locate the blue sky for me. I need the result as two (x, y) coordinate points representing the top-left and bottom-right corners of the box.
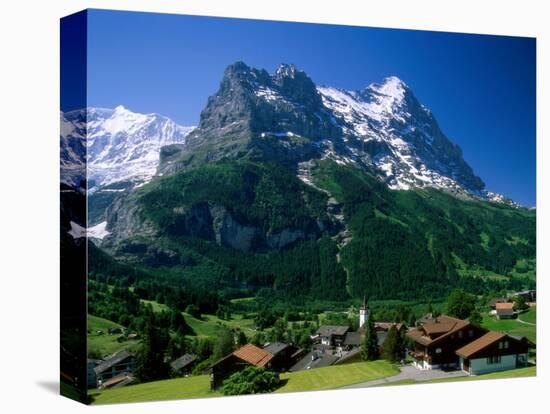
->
(82, 9), (536, 206)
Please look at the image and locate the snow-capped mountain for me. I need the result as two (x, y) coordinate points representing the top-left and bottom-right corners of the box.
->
(318, 77), (485, 195)
(61, 62), (516, 207)
(160, 62), (512, 204)
(61, 106), (194, 191)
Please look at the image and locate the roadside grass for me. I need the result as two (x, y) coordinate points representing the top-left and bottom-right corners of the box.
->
(87, 315), (139, 357)
(278, 361), (398, 393)
(518, 307), (536, 325)
(372, 366), (536, 388)
(90, 360), (397, 404)
(89, 375), (218, 405)
(481, 313), (536, 343)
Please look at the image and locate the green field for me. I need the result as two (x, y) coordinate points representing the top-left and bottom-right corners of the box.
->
(518, 307), (536, 325)
(373, 366), (536, 387)
(90, 360), (396, 405)
(89, 374), (218, 404)
(140, 298), (258, 338)
(87, 315), (139, 357)
(277, 360), (398, 393)
(481, 313), (536, 343)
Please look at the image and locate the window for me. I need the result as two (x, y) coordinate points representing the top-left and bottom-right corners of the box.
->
(458, 331), (463, 338)
(504, 341), (509, 349)
(468, 329), (474, 337)
(487, 356), (501, 364)
(435, 348), (442, 354)
(498, 342), (503, 349)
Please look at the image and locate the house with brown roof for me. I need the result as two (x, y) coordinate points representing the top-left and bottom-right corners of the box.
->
(406, 315), (487, 370)
(495, 302), (515, 319)
(209, 344), (274, 389)
(456, 332), (530, 375)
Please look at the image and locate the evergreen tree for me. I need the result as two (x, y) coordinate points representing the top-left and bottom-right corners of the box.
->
(135, 318), (171, 382)
(213, 328), (235, 360)
(237, 331), (248, 347)
(445, 289), (476, 320)
(382, 325), (404, 363)
(361, 313), (379, 361)
(468, 308), (483, 327)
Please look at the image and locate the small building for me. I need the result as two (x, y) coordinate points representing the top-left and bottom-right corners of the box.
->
(263, 342), (303, 372)
(343, 331), (362, 349)
(495, 302), (515, 319)
(316, 325), (350, 346)
(514, 290), (536, 303)
(288, 349), (339, 372)
(456, 331), (530, 375)
(94, 350), (136, 388)
(406, 315), (486, 370)
(210, 344), (274, 389)
(487, 297), (510, 311)
(170, 354), (198, 376)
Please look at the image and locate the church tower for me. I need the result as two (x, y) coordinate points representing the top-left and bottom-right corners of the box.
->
(359, 295), (369, 329)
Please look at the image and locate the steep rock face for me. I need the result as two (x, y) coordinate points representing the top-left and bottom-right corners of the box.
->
(158, 62), (499, 203)
(158, 62), (342, 174)
(317, 77), (485, 195)
(102, 199), (318, 253)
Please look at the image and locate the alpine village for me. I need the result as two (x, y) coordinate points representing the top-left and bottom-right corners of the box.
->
(60, 62), (537, 404)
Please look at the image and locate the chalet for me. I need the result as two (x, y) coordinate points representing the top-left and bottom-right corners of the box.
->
(170, 354), (198, 376)
(210, 344), (274, 389)
(316, 325), (350, 346)
(495, 302), (515, 319)
(456, 332), (530, 375)
(94, 350), (136, 387)
(263, 342), (304, 372)
(488, 297), (510, 311)
(406, 315), (486, 370)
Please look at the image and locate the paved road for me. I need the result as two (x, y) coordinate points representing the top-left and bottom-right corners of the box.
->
(343, 365), (468, 389)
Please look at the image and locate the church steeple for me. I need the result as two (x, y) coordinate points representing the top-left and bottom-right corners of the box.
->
(359, 295), (369, 328)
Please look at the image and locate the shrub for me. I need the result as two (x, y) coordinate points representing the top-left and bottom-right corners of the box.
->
(220, 366), (280, 396)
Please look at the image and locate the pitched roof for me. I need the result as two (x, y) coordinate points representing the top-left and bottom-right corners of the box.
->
(170, 354), (198, 371)
(94, 350), (134, 375)
(343, 331), (362, 346)
(288, 351), (339, 372)
(374, 322), (405, 331)
(456, 331), (506, 358)
(496, 302), (514, 310)
(316, 325), (350, 337)
(233, 344), (273, 367)
(406, 315), (471, 347)
(488, 297), (509, 307)
(263, 342), (290, 356)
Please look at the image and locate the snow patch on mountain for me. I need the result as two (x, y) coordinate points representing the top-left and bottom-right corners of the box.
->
(60, 107), (194, 190)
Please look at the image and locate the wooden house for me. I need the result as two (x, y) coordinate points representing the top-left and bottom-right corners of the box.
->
(94, 350), (136, 388)
(316, 325), (350, 346)
(209, 344), (274, 389)
(456, 332), (530, 375)
(406, 315), (486, 370)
